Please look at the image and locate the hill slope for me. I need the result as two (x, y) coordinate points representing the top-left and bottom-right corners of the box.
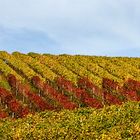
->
(0, 51), (139, 118)
(0, 51), (139, 139)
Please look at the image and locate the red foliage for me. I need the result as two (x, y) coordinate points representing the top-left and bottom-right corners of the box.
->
(0, 110), (8, 119)
(120, 88), (140, 101)
(8, 74), (54, 111)
(78, 77), (103, 97)
(84, 97), (103, 108)
(125, 91), (139, 101)
(7, 74), (17, 88)
(103, 91), (122, 105)
(27, 92), (54, 111)
(56, 77), (74, 92)
(18, 84), (30, 96)
(0, 87), (30, 117)
(32, 76), (44, 89)
(0, 88), (13, 103)
(20, 106), (30, 118)
(74, 88), (103, 108)
(4, 74), (140, 116)
(124, 78), (140, 91)
(7, 99), (22, 113)
(121, 79), (140, 101)
(43, 83), (78, 110)
(56, 77), (103, 109)
(32, 76), (78, 110)
(102, 78), (119, 91)
(102, 78), (125, 104)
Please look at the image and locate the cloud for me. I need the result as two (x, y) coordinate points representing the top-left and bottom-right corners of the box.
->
(0, 26), (61, 53)
(0, 0), (140, 56)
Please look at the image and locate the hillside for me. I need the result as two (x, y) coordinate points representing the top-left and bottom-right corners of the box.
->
(0, 51), (139, 118)
(0, 51), (139, 139)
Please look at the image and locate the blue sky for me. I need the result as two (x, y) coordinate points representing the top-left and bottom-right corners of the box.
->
(0, 0), (140, 56)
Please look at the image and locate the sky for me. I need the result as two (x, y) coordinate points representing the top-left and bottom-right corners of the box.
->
(0, 0), (140, 57)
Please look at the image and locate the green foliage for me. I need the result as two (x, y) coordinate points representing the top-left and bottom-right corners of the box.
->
(1, 51), (140, 87)
(0, 101), (139, 139)
(13, 52), (57, 81)
(29, 54), (78, 84)
(0, 75), (11, 90)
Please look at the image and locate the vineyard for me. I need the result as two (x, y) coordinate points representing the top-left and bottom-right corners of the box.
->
(0, 51), (140, 139)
